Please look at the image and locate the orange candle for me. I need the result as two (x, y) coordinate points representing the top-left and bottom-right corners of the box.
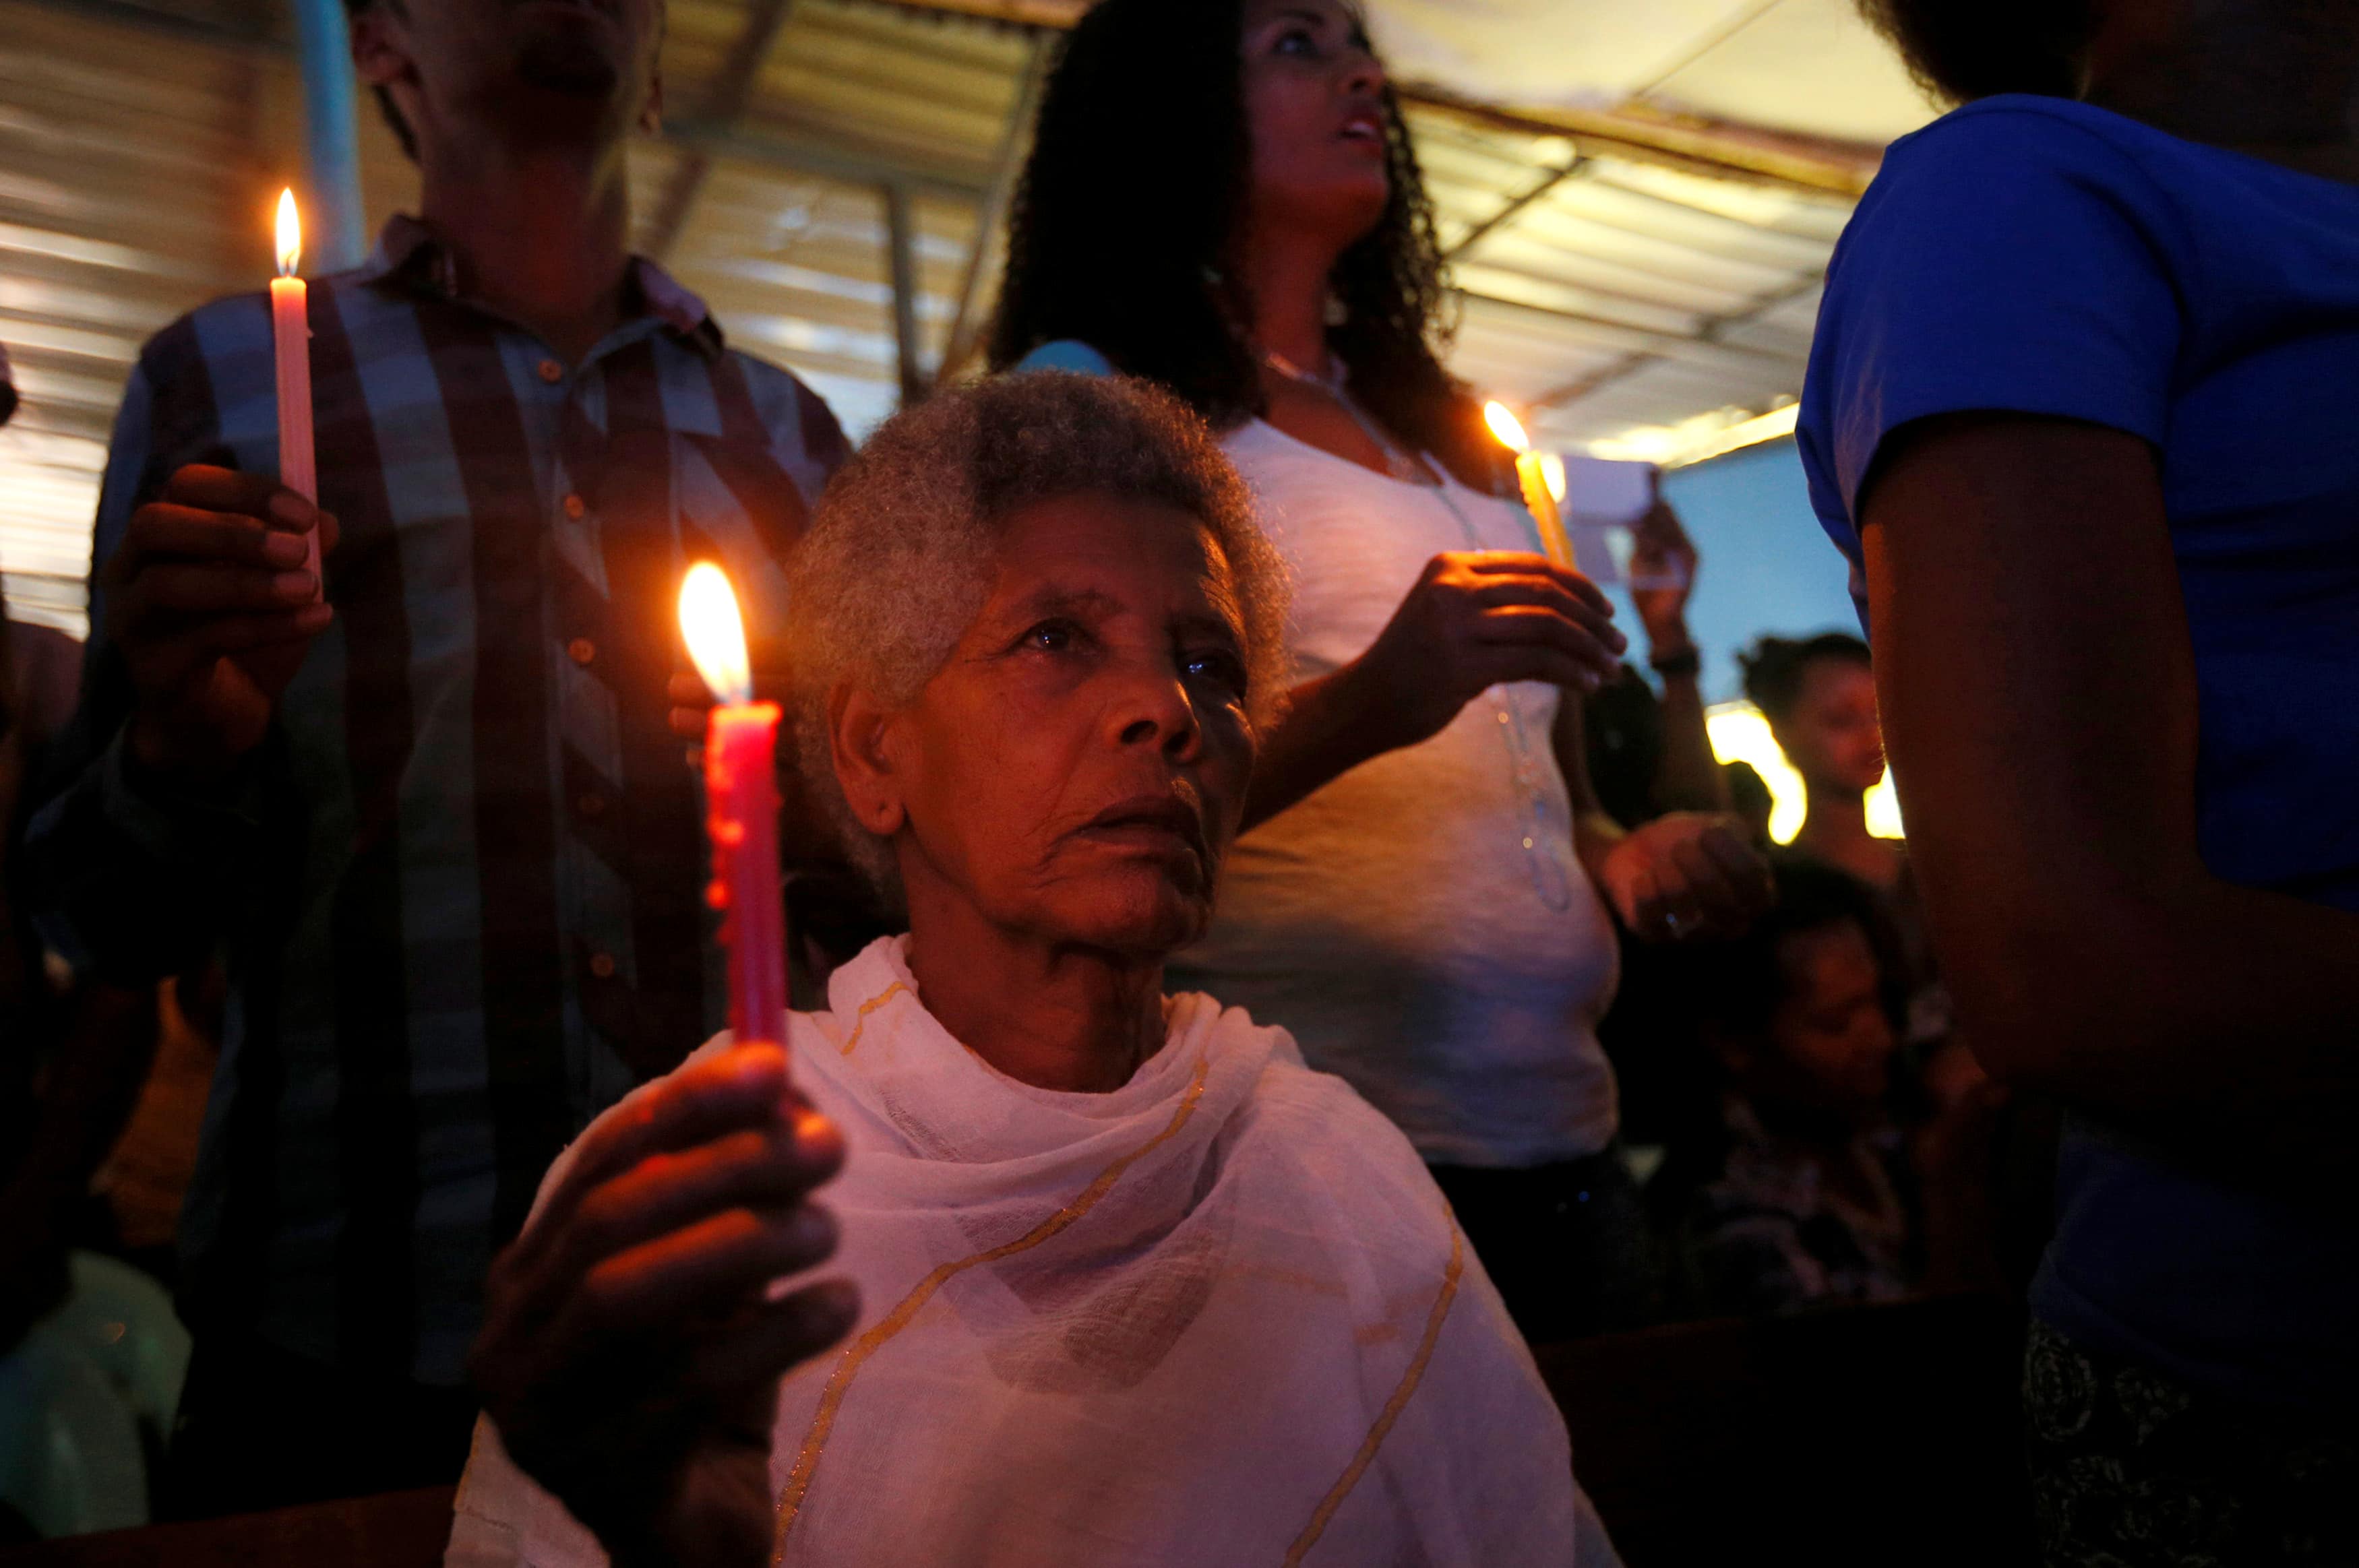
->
(270, 189), (320, 594)
(679, 563), (788, 1046)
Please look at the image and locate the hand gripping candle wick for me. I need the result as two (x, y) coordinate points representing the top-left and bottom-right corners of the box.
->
(679, 563), (789, 1048)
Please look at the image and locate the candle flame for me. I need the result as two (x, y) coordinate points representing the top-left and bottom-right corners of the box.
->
(679, 562), (752, 706)
(276, 188), (302, 278)
(1539, 451), (1566, 504)
(1482, 400), (1530, 453)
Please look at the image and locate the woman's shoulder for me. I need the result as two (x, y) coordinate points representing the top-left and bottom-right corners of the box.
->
(1865, 94), (2315, 237)
(1009, 339), (1117, 377)
(1887, 95), (2185, 175)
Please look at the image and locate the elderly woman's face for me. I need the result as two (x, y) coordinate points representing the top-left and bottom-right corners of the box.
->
(876, 492), (1258, 956)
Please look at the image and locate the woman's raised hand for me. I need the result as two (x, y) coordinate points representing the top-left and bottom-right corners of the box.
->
(469, 1042), (857, 1568)
(1354, 551), (1626, 749)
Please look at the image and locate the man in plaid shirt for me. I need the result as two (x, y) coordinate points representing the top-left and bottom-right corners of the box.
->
(24, 0), (857, 1514)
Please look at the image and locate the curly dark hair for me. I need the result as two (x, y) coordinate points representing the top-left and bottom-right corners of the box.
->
(985, 0), (1509, 494)
(1739, 631), (1872, 726)
(1854, 0), (2098, 103)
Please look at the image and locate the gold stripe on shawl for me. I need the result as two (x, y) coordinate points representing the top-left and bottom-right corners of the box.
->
(770, 1053), (1215, 1562)
(836, 982), (910, 1057)
(1280, 1216), (1466, 1567)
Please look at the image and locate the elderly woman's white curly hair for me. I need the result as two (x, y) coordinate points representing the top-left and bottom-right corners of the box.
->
(788, 371), (1291, 906)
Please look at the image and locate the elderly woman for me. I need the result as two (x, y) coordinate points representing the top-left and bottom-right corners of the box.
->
(446, 374), (1618, 1568)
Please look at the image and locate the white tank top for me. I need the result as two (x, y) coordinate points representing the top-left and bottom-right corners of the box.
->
(1167, 420), (1622, 1167)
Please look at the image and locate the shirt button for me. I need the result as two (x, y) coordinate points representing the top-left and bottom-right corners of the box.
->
(563, 493), (587, 521)
(578, 792), (607, 819)
(588, 951), (617, 980)
(568, 637), (596, 666)
(538, 358), (564, 384)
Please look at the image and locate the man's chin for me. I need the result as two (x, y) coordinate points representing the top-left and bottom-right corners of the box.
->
(513, 36), (623, 100)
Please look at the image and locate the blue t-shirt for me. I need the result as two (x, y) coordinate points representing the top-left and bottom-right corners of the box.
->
(1799, 96), (2359, 1410)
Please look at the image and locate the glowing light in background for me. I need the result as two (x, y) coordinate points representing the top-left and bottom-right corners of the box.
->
(1706, 699), (1903, 845)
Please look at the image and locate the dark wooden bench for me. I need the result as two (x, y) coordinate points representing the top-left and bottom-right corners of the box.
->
(0, 1295), (2035, 1565)
(0, 1486), (455, 1568)
(1540, 1293), (2037, 1566)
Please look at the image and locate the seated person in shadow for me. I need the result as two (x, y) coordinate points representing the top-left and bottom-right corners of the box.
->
(447, 373), (1620, 1568)
(1657, 861), (2005, 1320)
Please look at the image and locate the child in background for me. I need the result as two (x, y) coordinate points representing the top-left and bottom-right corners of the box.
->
(1661, 860), (2004, 1318)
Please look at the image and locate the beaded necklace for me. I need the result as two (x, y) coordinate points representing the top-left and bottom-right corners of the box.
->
(1258, 348), (1576, 913)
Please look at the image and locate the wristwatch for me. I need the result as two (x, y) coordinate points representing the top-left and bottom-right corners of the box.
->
(1647, 645), (1703, 679)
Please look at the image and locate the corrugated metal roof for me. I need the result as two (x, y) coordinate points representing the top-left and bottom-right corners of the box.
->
(0, 0), (1913, 633)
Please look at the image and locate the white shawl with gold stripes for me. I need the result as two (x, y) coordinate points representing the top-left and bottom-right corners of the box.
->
(448, 936), (1614, 1567)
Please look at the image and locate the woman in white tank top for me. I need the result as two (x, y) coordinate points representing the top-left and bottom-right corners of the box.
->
(989, 0), (1771, 1339)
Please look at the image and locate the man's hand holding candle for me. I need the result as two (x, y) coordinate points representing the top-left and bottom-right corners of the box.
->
(469, 1042), (857, 1568)
(106, 464), (336, 785)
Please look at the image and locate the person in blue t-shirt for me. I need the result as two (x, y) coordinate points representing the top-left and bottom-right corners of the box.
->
(1803, 1), (2359, 1560)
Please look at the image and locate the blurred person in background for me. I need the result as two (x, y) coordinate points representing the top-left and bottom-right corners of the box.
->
(987, 0), (1771, 1344)
(1655, 860), (2005, 1320)
(1723, 761), (1775, 850)
(19, 0), (849, 1518)
(1808, 0), (2359, 1557)
(1580, 499), (1731, 828)
(1740, 633), (1893, 893)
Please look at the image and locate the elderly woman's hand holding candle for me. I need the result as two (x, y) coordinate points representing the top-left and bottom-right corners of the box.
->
(466, 1043), (854, 1568)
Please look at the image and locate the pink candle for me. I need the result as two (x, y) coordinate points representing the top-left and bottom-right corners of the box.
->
(270, 189), (320, 593)
(679, 564), (789, 1048)
(706, 702), (787, 1044)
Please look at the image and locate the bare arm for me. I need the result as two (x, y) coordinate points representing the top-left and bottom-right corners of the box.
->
(1626, 499), (1728, 814)
(1859, 413), (2359, 1187)
(1554, 693), (1771, 943)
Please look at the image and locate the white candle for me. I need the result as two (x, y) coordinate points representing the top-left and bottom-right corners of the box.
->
(1483, 401), (1575, 570)
(271, 188), (319, 595)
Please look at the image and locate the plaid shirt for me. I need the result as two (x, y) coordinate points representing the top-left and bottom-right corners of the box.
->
(26, 218), (847, 1383)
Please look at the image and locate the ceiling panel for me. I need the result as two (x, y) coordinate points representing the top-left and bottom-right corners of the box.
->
(0, 0), (1936, 631)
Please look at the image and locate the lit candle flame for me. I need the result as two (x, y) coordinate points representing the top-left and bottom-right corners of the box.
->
(1482, 400), (1530, 453)
(276, 188), (302, 278)
(679, 562), (753, 707)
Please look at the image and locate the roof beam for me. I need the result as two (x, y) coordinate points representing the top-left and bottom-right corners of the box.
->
(1525, 272), (1821, 412)
(880, 181), (925, 405)
(1442, 156), (1587, 261)
(11, 0), (284, 52)
(1403, 89), (1878, 199)
(659, 119), (989, 199)
(18, 0), (992, 201)
(935, 33), (1051, 383)
(644, 0), (800, 263)
(1456, 288), (1793, 376)
(855, 0), (1881, 197)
